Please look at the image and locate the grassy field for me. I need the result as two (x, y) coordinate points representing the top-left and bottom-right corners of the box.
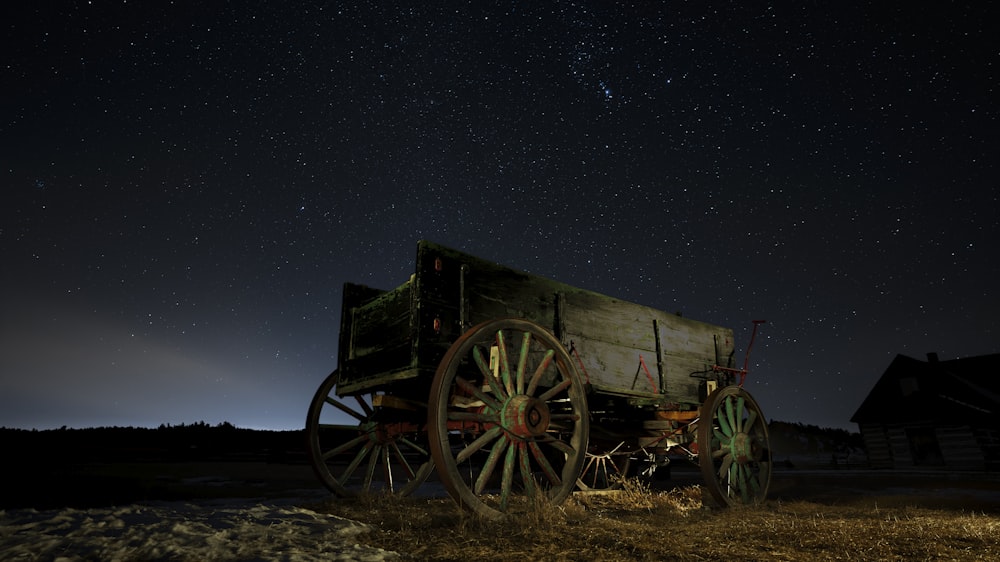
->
(6, 446), (999, 561)
(311, 478), (1000, 561)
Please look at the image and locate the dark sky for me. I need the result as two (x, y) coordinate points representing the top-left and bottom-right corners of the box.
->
(2, 2), (996, 431)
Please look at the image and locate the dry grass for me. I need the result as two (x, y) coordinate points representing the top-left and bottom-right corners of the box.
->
(310, 479), (1000, 561)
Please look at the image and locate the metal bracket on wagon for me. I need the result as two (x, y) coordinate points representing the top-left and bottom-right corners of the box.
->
(711, 319), (766, 387)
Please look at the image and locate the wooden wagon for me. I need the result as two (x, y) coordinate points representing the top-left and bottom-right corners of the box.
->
(306, 241), (770, 517)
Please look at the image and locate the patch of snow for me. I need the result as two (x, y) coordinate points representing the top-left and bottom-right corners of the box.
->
(0, 498), (398, 561)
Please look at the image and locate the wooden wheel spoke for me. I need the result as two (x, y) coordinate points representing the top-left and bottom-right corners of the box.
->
(495, 330), (514, 396)
(362, 444), (381, 489)
(515, 331), (531, 395)
(717, 403), (733, 437)
(322, 433), (369, 460)
(475, 435), (509, 495)
(528, 439), (560, 485)
(456, 426), (503, 464)
(473, 346), (508, 401)
(547, 413), (580, 433)
(586, 459), (604, 488)
(719, 448), (734, 479)
(356, 394), (374, 417)
(389, 440), (416, 479)
(526, 349), (555, 396)
(455, 375), (504, 411)
(712, 428), (730, 446)
(735, 396), (745, 432)
(448, 411), (499, 424)
(585, 461), (601, 488)
(604, 441), (626, 456)
(738, 465), (751, 503)
(725, 396), (738, 436)
(384, 445), (397, 491)
(339, 442), (373, 483)
(325, 396), (367, 422)
(519, 443), (536, 496)
(472, 345), (491, 379)
(500, 441), (517, 512)
(717, 451), (733, 480)
(538, 434), (575, 456)
(398, 435), (429, 457)
(538, 378), (572, 402)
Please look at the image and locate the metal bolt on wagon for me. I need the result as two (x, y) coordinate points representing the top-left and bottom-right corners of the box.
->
(306, 241), (770, 518)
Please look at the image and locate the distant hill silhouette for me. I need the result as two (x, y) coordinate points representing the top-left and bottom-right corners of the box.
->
(3, 419), (863, 467)
(0, 420), (868, 510)
(1, 422), (307, 463)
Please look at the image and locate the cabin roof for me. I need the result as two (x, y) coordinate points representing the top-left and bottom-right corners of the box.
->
(850, 353), (1000, 425)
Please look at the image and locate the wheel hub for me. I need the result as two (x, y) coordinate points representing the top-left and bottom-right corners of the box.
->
(361, 420), (392, 445)
(501, 394), (551, 438)
(730, 432), (753, 463)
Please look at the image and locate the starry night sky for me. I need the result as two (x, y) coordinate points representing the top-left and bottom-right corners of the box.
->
(2, 2), (997, 431)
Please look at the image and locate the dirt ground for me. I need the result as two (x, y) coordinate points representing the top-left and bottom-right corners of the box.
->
(768, 468), (1000, 511)
(7, 461), (1000, 561)
(7, 459), (1000, 512)
(653, 464), (1000, 512)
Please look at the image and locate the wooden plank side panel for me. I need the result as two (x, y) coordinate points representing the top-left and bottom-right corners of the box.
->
(411, 241), (737, 405)
(561, 289), (734, 404)
(338, 278), (417, 390)
(337, 283), (386, 376)
(349, 280), (413, 358)
(410, 243), (563, 382)
(464, 262), (557, 329)
(415, 240), (562, 336)
(329, 241), (744, 404)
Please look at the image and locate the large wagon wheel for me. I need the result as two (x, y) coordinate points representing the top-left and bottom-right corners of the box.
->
(697, 385), (771, 506)
(428, 318), (590, 519)
(306, 370), (433, 497)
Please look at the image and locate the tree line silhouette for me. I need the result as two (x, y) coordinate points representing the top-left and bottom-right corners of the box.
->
(3, 419), (863, 465)
(1, 422), (307, 463)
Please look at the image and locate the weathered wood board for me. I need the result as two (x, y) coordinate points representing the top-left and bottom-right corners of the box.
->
(336, 240), (736, 406)
(559, 289), (733, 405)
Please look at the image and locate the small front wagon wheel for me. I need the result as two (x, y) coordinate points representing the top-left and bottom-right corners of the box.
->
(698, 385), (771, 506)
(428, 318), (590, 519)
(306, 371), (432, 497)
